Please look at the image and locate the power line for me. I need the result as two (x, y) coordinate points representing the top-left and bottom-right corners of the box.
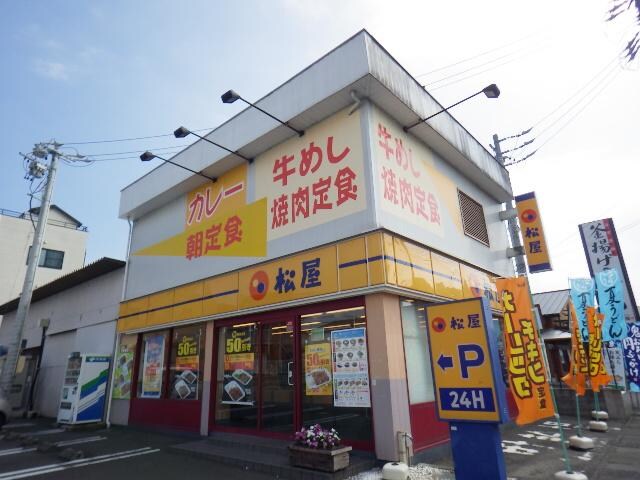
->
(506, 68), (622, 166)
(428, 42), (552, 91)
(62, 127), (213, 146)
(423, 41), (550, 88)
(531, 57), (620, 130)
(415, 30), (546, 78)
(79, 144), (191, 157)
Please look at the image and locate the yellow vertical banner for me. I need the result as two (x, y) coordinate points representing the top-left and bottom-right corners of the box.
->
(497, 277), (554, 425)
(586, 307), (612, 392)
(561, 301), (588, 396)
(514, 192), (552, 273)
(304, 342), (333, 396)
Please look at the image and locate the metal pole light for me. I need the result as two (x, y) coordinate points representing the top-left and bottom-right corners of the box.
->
(403, 84), (500, 132)
(140, 151), (216, 182)
(221, 89), (304, 137)
(173, 126), (253, 163)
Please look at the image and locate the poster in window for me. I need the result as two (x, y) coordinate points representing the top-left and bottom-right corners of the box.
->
(304, 342), (332, 396)
(141, 334), (165, 398)
(172, 330), (201, 400)
(112, 335), (137, 399)
(331, 328), (371, 407)
(222, 326), (256, 405)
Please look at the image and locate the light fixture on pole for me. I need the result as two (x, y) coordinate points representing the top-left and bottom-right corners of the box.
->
(173, 127), (253, 163)
(140, 151), (216, 182)
(403, 84), (500, 132)
(221, 89), (304, 137)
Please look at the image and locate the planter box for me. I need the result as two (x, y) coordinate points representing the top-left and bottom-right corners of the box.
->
(288, 444), (352, 472)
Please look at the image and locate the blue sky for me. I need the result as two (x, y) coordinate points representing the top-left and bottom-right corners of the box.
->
(1, 0), (639, 296)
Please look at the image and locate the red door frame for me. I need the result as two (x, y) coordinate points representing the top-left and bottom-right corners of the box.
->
(208, 296), (373, 450)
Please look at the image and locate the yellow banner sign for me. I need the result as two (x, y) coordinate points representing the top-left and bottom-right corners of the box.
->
(561, 301), (589, 396)
(238, 246), (338, 309)
(425, 298), (507, 422)
(514, 192), (551, 273)
(305, 342), (333, 396)
(134, 198), (267, 258)
(586, 307), (612, 392)
(497, 277), (554, 425)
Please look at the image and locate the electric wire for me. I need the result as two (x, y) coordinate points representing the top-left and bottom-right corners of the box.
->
(428, 42), (552, 91)
(415, 30), (546, 79)
(423, 41), (551, 88)
(506, 68), (622, 166)
(62, 127), (213, 146)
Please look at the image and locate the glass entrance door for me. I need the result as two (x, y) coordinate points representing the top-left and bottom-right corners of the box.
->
(213, 319), (295, 436)
(260, 321), (294, 433)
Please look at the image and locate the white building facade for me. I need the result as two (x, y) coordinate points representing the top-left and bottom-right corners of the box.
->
(0, 258), (124, 417)
(0, 205), (87, 305)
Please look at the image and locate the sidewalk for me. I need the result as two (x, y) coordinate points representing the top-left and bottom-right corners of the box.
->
(348, 414), (640, 480)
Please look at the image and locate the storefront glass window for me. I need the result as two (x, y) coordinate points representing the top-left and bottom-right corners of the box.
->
(261, 320), (294, 433)
(300, 306), (372, 441)
(138, 330), (169, 399)
(113, 334), (137, 399)
(169, 325), (204, 400)
(215, 323), (258, 429)
(400, 300), (435, 404)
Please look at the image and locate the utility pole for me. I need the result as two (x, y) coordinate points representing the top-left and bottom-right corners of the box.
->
(493, 134), (527, 276)
(0, 143), (61, 396)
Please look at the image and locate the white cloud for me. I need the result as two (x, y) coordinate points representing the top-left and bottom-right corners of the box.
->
(33, 59), (70, 81)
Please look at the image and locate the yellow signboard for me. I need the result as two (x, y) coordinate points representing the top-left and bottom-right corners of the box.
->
(514, 192), (551, 273)
(186, 164), (247, 227)
(425, 298), (507, 422)
(238, 246), (338, 309)
(134, 198), (267, 258)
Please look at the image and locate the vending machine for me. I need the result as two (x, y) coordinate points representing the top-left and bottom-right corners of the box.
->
(57, 352), (111, 425)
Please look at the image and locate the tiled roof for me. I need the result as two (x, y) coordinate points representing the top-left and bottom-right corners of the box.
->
(532, 289), (570, 316)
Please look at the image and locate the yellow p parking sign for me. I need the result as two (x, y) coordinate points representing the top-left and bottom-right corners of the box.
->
(426, 297), (508, 423)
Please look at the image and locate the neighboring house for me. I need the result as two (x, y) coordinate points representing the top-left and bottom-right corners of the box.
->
(0, 258), (124, 418)
(532, 289), (572, 383)
(0, 205), (88, 305)
(113, 30), (516, 462)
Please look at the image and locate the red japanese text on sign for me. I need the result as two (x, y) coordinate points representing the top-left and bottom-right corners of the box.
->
(186, 214), (244, 260)
(377, 122), (440, 226)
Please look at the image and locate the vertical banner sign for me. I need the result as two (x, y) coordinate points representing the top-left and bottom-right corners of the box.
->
(603, 341), (626, 388)
(172, 331), (200, 400)
(514, 192), (552, 273)
(595, 270), (626, 341)
(304, 342), (333, 396)
(497, 277), (554, 425)
(141, 334), (165, 398)
(586, 307), (612, 392)
(425, 297), (508, 423)
(222, 326), (256, 405)
(112, 335), (137, 399)
(330, 328), (371, 408)
(579, 218), (639, 323)
(561, 301), (588, 396)
(570, 278), (595, 342)
(622, 323), (640, 392)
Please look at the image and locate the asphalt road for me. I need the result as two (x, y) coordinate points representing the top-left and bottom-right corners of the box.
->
(0, 419), (273, 479)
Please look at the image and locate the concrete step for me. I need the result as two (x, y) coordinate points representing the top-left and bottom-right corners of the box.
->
(170, 437), (377, 480)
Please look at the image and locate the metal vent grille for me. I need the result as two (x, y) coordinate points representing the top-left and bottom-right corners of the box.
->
(458, 190), (490, 246)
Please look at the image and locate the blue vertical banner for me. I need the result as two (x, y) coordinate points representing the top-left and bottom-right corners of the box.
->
(570, 278), (595, 342)
(595, 270), (626, 342)
(623, 323), (640, 392)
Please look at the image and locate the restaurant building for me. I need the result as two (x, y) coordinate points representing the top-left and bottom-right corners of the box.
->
(111, 30), (514, 461)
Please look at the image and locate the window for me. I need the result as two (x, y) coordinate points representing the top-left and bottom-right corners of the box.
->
(400, 299), (435, 404)
(138, 331), (169, 399)
(169, 325), (204, 400)
(300, 306), (372, 441)
(458, 190), (490, 246)
(27, 247), (65, 269)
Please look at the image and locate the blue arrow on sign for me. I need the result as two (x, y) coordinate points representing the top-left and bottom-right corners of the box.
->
(437, 353), (453, 372)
